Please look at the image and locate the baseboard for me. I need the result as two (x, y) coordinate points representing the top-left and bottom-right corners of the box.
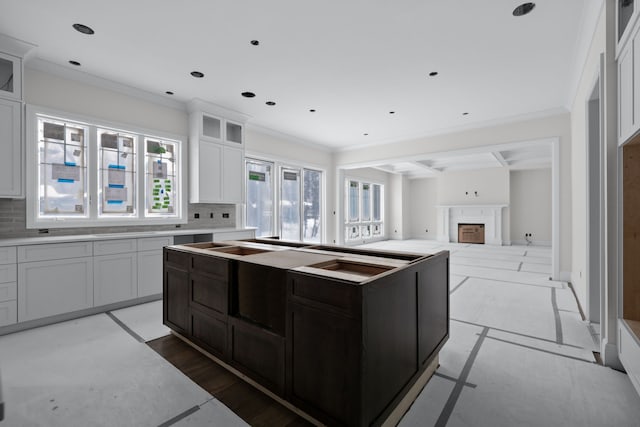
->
(511, 240), (552, 247)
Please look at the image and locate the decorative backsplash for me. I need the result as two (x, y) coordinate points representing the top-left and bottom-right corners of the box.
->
(0, 199), (237, 238)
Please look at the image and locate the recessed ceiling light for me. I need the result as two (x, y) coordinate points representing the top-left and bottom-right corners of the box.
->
(190, 71), (204, 78)
(250, 40), (260, 46)
(309, 109), (316, 112)
(72, 23), (95, 35)
(462, 112), (469, 116)
(364, 133), (369, 136)
(241, 91), (256, 98)
(68, 60), (81, 66)
(165, 91), (174, 95)
(429, 71), (438, 77)
(513, 3), (535, 16)
(266, 101), (276, 106)
(389, 111), (395, 114)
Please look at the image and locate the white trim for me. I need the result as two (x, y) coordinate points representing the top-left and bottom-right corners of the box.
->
(511, 240), (552, 247)
(551, 137), (561, 281)
(26, 58), (187, 112)
(559, 271), (572, 283)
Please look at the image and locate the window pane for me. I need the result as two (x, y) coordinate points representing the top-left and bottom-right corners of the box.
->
(38, 117), (88, 217)
(98, 129), (136, 216)
(373, 184), (381, 221)
(362, 183), (371, 221)
(303, 169), (321, 243)
(281, 169), (301, 241)
(246, 160), (274, 237)
(145, 138), (179, 216)
(348, 180), (359, 222)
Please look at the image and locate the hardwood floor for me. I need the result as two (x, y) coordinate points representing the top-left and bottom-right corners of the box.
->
(147, 334), (312, 427)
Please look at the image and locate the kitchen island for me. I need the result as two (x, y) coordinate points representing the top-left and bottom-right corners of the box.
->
(163, 240), (449, 426)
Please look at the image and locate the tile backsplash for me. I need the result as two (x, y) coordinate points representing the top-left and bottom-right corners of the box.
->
(0, 199), (237, 238)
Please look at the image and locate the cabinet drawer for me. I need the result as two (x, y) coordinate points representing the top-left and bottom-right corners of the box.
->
(0, 282), (16, 302)
(191, 272), (228, 315)
(18, 241), (93, 262)
(212, 229), (255, 243)
(0, 246), (16, 265)
(93, 239), (137, 256)
(165, 248), (190, 271)
(0, 300), (17, 327)
(138, 236), (173, 252)
(0, 263), (16, 284)
(191, 253), (230, 279)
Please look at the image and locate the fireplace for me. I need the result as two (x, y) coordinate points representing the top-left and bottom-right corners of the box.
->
(458, 223), (485, 244)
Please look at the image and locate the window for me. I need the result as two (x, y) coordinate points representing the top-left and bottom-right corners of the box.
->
(245, 157), (323, 242)
(345, 179), (384, 242)
(246, 159), (274, 237)
(27, 106), (187, 228)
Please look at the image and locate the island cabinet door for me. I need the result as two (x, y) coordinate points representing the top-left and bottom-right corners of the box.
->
(163, 249), (190, 334)
(189, 253), (230, 316)
(191, 309), (227, 360)
(286, 272), (363, 426)
(417, 251), (450, 366)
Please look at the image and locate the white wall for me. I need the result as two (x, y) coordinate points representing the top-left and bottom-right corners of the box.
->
(570, 6), (605, 314)
(409, 178), (438, 239)
(437, 168), (509, 205)
(510, 169), (552, 244)
(334, 113), (572, 275)
(25, 68), (188, 137)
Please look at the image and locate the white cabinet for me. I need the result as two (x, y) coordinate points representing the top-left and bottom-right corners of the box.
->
(93, 239), (137, 306)
(0, 98), (21, 197)
(620, 43), (635, 143)
(188, 99), (247, 204)
(0, 51), (21, 101)
(0, 247), (16, 327)
(94, 253), (137, 306)
(18, 257), (93, 322)
(137, 236), (172, 297)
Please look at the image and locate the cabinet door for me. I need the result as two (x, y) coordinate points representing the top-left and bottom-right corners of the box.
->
(94, 253), (137, 306)
(18, 257), (93, 322)
(634, 32), (640, 135)
(222, 146), (243, 203)
(620, 44), (634, 142)
(164, 264), (190, 334)
(137, 250), (163, 297)
(0, 98), (21, 197)
(197, 141), (223, 202)
(0, 52), (21, 101)
(0, 300), (17, 327)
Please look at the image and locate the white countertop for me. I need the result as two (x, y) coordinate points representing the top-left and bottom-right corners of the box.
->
(0, 227), (254, 247)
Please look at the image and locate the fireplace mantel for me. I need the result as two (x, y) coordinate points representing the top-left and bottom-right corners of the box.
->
(436, 205), (508, 245)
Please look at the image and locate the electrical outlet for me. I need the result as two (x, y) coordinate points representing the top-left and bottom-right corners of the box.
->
(222, 213), (229, 218)
(194, 213), (200, 219)
(210, 213), (214, 218)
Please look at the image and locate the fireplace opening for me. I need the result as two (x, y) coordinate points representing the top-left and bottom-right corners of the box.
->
(458, 223), (485, 244)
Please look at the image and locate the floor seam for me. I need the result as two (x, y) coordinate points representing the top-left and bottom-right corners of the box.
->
(483, 335), (595, 364)
(157, 405), (200, 427)
(551, 288), (564, 345)
(105, 311), (146, 343)
(434, 327), (489, 427)
(450, 276), (470, 295)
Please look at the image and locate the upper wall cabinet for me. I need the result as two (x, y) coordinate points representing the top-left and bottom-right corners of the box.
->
(0, 34), (35, 198)
(618, 13), (640, 145)
(0, 51), (21, 101)
(188, 99), (249, 203)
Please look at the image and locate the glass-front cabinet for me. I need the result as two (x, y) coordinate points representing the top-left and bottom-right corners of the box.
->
(620, 0), (635, 42)
(0, 51), (21, 101)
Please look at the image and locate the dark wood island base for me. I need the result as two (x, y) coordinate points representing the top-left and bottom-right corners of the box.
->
(163, 240), (449, 426)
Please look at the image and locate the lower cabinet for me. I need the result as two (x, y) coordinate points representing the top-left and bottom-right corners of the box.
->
(164, 249), (191, 334)
(191, 309), (227, 359)
(18, 257), (93, 322)
(137, 250), (163, 297)
(93, 253), (137, 306)
(0, 300), (16, 327)
(228, 317), (285, 395)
